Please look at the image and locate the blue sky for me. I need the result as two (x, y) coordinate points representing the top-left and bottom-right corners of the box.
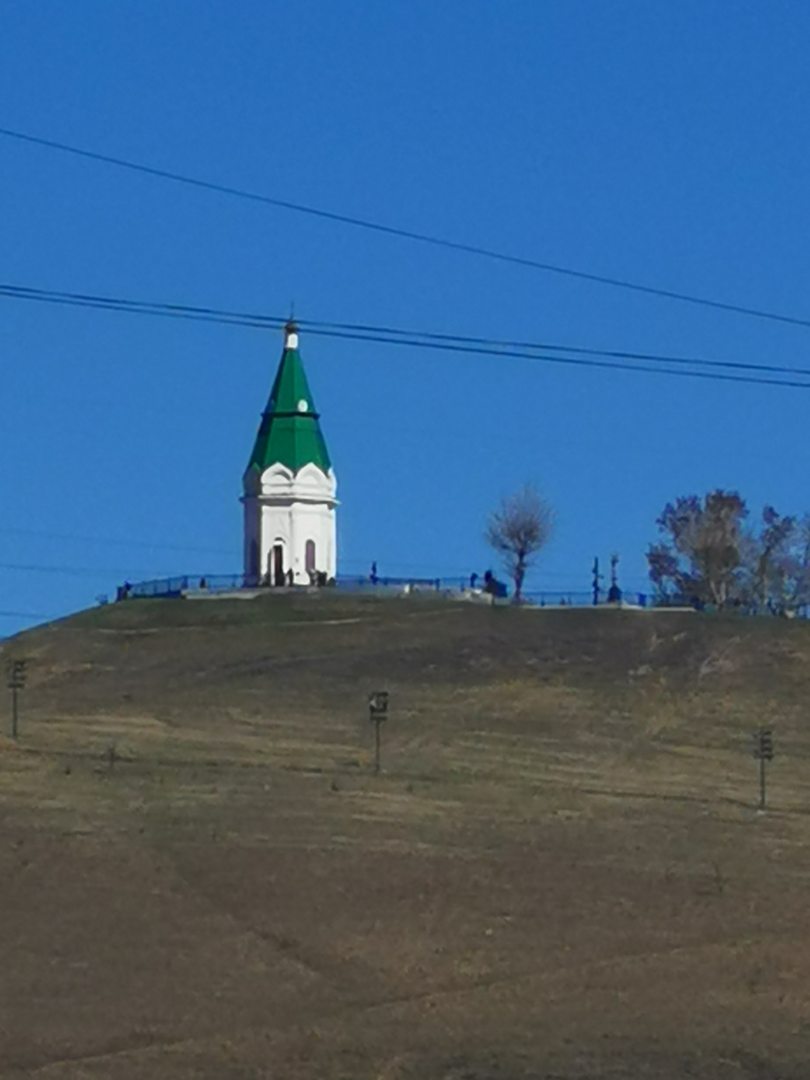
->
(2, 0), (810, 631)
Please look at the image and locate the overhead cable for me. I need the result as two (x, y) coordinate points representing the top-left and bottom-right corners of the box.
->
(2, 282), (810, 390)
(5, 282), (810, 376)
(2, 125), (810, 329)
(0, 524), (232, 556)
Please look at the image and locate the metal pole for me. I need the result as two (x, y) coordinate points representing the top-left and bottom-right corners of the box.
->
(592, 557), (600, 606)
(759, 753), (766, 811)
(11, 684), (18, 740)
(374, 718), (381, 775)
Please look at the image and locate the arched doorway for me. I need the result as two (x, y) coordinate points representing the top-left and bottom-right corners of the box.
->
(270, 542), (284, 586)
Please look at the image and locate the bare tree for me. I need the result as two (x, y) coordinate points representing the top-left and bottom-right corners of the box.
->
(747, 505), (795, 610)
(647, 490), (747, 608)
(747, 509), (810, 614)
(784, 516), (810, 613)
(485, 484), (554, 602)
(648, 490), (810, 615)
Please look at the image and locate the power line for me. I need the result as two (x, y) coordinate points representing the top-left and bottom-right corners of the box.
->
(2, 125), (810, 331)
(3, 281), (808, 378)
(0, 559), (200, 579)
(304, 326), (810, 389)
(3, 282), (810, 390)
(0, 524), (232, 556)
(4, 281), (809, 388)
(0, 610), (55, 620)
(312, 317), (810, 379)
(0, 540), (649, 588)
(8, 280), (810, 378)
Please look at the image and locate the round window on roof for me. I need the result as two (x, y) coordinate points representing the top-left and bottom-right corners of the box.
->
(297, 399), (309, 412)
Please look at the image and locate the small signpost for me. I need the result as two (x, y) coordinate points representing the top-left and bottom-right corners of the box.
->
(7, 659), (27, 740)
(752, 728), (774, 811)
(368, 690), (389, 774)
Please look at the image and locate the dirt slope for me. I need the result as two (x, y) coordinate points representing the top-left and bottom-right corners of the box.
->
(1, 592), (810, 1079)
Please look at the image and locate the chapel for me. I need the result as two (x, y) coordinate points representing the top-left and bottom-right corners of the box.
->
(242, 321), (338, 586)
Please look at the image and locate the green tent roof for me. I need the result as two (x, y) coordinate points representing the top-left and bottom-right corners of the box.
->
(246, 326), (332, 475)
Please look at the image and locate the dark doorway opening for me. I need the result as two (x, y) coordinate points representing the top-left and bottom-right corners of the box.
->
(272, 543), (285, 587)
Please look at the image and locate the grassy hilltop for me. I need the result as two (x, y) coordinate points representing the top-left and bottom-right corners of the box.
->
(2, 592), (810, 1079)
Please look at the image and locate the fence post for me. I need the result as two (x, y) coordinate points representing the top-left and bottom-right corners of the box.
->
(7, 659), (27, 739)
(368, 691), (390, 774)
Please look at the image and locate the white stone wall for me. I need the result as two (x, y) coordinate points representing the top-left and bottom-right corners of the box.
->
(242, 463), (337, 584)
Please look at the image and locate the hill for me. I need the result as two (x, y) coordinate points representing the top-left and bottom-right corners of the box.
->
(2, 592), (810, 1079)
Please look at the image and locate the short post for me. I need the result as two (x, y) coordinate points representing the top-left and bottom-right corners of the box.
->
(368, 691), (389, 774)
(7, 659), (27, 740)
(752, 728), (774, 810)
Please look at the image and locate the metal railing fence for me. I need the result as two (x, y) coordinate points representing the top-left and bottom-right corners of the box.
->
(121, 575), (808, 617)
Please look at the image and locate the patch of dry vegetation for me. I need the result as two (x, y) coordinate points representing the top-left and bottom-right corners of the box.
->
(1, 594), (810, 1078)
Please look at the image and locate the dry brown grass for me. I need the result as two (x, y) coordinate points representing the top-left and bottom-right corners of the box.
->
(1, 593), (810, 1078)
